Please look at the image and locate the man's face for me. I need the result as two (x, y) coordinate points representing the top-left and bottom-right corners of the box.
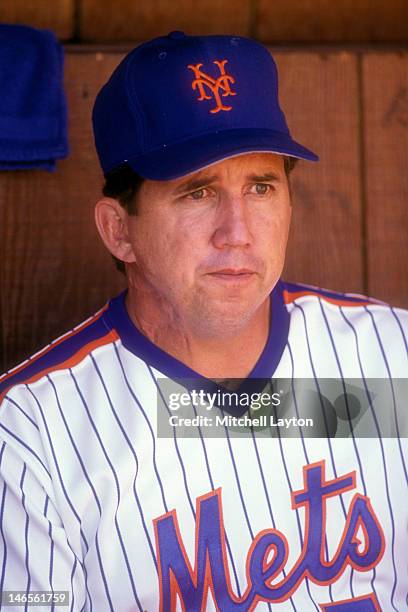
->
(125, 152), (292, 337)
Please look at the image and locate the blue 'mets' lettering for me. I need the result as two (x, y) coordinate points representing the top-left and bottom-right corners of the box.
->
(154, 462), (385, 611)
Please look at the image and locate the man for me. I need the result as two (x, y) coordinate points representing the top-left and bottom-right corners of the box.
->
(0, 32), (406, 611)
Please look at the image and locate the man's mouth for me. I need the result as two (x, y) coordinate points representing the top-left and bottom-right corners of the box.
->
(206, 269), (256, 282)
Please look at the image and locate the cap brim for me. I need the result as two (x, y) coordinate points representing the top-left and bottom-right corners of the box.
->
(125, 128), (318, 180)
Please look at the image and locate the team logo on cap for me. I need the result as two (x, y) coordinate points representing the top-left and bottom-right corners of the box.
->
(188, 59), (236, 114)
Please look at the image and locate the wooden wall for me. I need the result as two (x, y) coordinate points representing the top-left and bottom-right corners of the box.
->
(0, 1), (74, 40)
(1, 47), (407, 373)
(0, 1), (407, 42)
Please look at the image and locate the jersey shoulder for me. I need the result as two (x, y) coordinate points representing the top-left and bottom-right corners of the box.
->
(0, 302), (119, 402)
(281, 280), (387, 308)
(281, 278), (408, 340)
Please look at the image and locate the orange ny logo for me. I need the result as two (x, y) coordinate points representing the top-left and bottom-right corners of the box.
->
(187, 59), (236, 114)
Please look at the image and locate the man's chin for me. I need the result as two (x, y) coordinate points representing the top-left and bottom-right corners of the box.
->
(192, 295), (269, 337)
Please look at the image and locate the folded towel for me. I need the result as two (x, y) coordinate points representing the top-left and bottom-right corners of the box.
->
(0, 24), (68, 171)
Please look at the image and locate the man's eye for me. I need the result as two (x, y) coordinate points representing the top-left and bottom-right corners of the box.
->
(252, 183), (271, 195)
(188, 188), (207, 200)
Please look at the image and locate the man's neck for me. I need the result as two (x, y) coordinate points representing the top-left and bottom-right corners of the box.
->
(125, 289), (270, 380)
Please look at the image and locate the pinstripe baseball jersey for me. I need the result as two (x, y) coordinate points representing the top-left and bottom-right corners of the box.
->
(0, 279), (407, 611)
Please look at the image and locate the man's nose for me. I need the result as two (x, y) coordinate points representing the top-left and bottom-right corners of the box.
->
(211, 194), (253, 249)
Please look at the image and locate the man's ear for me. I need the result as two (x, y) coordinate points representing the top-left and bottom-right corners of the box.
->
(94, 198), (136, 264)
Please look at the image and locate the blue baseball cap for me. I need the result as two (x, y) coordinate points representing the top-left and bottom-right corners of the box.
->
(92, 31), (318, 180)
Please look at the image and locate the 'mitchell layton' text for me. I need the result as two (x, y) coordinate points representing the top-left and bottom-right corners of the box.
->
(168, 414), (313, 428)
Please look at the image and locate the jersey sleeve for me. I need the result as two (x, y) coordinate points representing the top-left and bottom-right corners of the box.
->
(0, 388), (87, 611)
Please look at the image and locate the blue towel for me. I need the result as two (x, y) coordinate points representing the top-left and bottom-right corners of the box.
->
(0, 24), (68, 171)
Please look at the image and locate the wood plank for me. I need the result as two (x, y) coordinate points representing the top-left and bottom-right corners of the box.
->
(363, 53), (408, 308)
(0, 0), (74, 40)
(79, 0), (251, 42)
(257, 0), (408, 43)
(0, 52), (126, 372)
(276, 52), (364, 295)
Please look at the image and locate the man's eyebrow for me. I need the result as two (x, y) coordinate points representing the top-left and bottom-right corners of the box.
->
(172, 171), (283, 195)
(172, 175), (218, 195)
(247, 172), (282, 182)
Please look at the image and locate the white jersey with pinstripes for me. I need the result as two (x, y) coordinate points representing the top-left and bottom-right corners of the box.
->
(0, 280), (407, 612)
